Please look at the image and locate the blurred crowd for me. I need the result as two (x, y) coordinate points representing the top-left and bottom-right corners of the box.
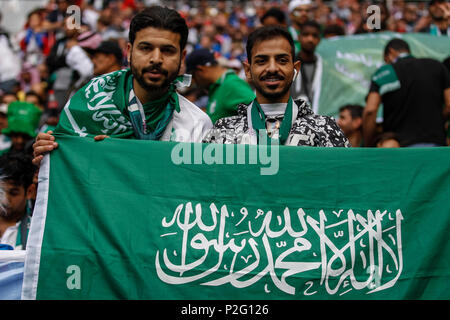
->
(0, 0), (448, 156)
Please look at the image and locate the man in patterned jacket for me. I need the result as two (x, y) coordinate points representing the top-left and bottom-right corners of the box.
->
(203, 26), (349, 147)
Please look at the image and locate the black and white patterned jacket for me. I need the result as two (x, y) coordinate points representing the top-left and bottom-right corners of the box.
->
(202, 99), (351, 147)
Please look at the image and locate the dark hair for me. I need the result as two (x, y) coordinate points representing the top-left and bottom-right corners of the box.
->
(246, 26), (295, 64)
(384, 38), (410, 56)
(300, 20), (322, 34)
(26, 91), (44, 106)
(129, 6), (188, 50)
(323, 24), (345, 37)
(261, 7), (286, 25)
(339, 104), (364, 119)
(0, 152), (36, 189)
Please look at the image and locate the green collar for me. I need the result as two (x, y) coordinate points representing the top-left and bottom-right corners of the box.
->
(126, 75), (180, 140)
(251, 97), (294, 145)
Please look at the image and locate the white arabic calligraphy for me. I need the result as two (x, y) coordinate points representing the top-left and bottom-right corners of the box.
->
(155, 203), (403, 296)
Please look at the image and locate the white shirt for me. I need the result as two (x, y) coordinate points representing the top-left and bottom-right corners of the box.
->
(260, 103), (287, 117)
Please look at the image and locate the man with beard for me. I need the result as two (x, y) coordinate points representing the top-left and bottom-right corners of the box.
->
(291, 20), (322, 112)
(32, 6), (212, 165)
(0, 152), (37, 250)
(420, 0), (449, 36)
(203, 26), (349, 147)
(288, 0), (314, 55)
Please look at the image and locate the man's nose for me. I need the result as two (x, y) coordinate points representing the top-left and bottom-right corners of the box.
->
(267, 58), (279, 73)
(150, 48), (163, 64)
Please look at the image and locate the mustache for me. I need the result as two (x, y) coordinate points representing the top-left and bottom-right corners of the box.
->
(142, 64), (168, 76)
(260, 73), (284, 81)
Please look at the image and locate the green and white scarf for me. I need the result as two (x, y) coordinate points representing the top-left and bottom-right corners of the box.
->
(55, 69), (188, 140)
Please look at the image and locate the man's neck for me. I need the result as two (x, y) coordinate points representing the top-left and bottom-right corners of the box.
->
(256, 94), (290, 105)
(108, 65), (121, 74)
(298, 51), (316, 63)
(210, 67), (228, 88)
(133, 78), (168, 105)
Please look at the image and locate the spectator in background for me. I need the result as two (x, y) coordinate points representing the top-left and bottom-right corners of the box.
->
(375, 132), (401, 148)
(25, 91), (45, 111)
(323, 24), (345, 38)
(260, 7), (287, 27)
(0, 12), (21, 95)
(291, 20), (322, 111)
(65, 29), (101, 93)
(1, 93), (17, 106)
(363, 38), (450, 147)
(0, 152), (37, 250)
(19, 9), (50, 67)
(288, 0), (314, 55)
(0, 103), (11, 153)
(43, 0), (72, 33)
(402, 4), (420, 33)
(85, 40), (124, 76)
(2, 101), (42, 155)
(420, 0), (450, 36)
(186, 48), (255, 124)
(46, 18), (99, 107)
(337, 104), (364, 147)
(18, 62), (41, 95)
(0, 103), (8, 133)
(39, 108), (60, 134)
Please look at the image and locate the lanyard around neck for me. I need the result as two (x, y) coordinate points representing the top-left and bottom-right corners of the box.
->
(251, 97), (293, 145)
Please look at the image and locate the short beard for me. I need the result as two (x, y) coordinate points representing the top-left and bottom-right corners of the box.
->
(253, 77), (293, 102)
(130, 51), (180, 97)
(0, 206), (23, 221)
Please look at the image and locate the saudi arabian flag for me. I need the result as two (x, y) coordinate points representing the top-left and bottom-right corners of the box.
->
(315, 32), (450, 118)
(22, 136), (450, 299)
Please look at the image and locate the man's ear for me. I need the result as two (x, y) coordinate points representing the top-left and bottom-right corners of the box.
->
(294, 60), (301, 73)
(126, 42), (132, 65)
(243, 61), (252, 84)
(26, 183), (36, 201)
(293, 60), (301, 80)
(180, 49), (187, 75)
(353, 117), (363, 130)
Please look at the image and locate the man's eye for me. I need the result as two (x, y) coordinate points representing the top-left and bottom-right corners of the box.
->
(162, 48), (176, 54)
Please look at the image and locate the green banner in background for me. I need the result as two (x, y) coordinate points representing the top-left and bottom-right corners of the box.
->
(22, 136), (450, 299)
(316, 32), (450, 118)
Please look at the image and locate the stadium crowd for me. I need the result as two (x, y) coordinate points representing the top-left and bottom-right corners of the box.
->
(0, 0), (449, 250)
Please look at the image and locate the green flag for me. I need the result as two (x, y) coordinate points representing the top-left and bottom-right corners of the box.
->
(315, 32), (450, 117)
(23, 136), (450, 299)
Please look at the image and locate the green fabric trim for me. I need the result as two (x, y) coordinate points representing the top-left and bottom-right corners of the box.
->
(372, 64), (401, 96)
(251, 98), (293, 145)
